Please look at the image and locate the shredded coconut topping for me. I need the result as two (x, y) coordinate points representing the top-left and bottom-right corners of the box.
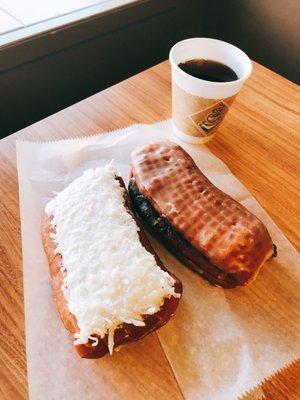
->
(45, 167), (179, 353)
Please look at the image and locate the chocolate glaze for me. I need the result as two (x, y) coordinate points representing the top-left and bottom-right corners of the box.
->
(130, 141), (276, 286)
(129, 178), (238, 289)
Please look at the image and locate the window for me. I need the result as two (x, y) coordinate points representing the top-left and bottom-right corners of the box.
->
(0, 0), (135, 46)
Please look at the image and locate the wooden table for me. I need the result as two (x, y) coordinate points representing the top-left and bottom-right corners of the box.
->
(0, 61), (299, 400)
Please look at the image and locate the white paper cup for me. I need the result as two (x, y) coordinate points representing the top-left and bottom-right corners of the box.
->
(169, 38), (252, 144)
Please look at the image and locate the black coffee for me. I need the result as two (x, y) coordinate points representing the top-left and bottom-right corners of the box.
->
(178, 59), (238, 82)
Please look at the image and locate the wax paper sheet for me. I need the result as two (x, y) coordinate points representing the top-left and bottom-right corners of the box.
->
(16, 120), (300, 400)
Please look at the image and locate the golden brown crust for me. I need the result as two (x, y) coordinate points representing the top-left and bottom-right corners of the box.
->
(41, 212), (78, 334)
(41, 179), (182, 359)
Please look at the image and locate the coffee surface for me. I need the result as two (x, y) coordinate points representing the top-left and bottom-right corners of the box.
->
(178, 59), (238, 82)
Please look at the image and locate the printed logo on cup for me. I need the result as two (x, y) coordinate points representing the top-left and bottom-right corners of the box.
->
(189, 101), (229, 136)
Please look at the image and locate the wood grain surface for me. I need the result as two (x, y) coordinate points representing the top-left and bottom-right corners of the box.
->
(0, 60), (299, 399)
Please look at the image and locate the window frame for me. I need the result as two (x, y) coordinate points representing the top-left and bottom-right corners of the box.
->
(0, 0), (175, 73)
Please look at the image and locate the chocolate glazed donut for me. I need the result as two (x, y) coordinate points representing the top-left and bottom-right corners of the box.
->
(129, 141), (276, 288)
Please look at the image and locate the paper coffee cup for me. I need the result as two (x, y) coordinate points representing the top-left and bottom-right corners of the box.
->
(169, 38), (252, 144)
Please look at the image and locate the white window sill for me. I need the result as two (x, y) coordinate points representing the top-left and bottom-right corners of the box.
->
(0, 0), (136, 47)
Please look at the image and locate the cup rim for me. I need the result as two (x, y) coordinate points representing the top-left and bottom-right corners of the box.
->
(169, 37), (252, 87)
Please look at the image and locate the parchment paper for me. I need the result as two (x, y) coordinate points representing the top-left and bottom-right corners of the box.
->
(16, 120), (300, 400)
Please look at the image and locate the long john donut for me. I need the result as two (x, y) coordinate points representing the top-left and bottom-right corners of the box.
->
(129, 141), (275, 288)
